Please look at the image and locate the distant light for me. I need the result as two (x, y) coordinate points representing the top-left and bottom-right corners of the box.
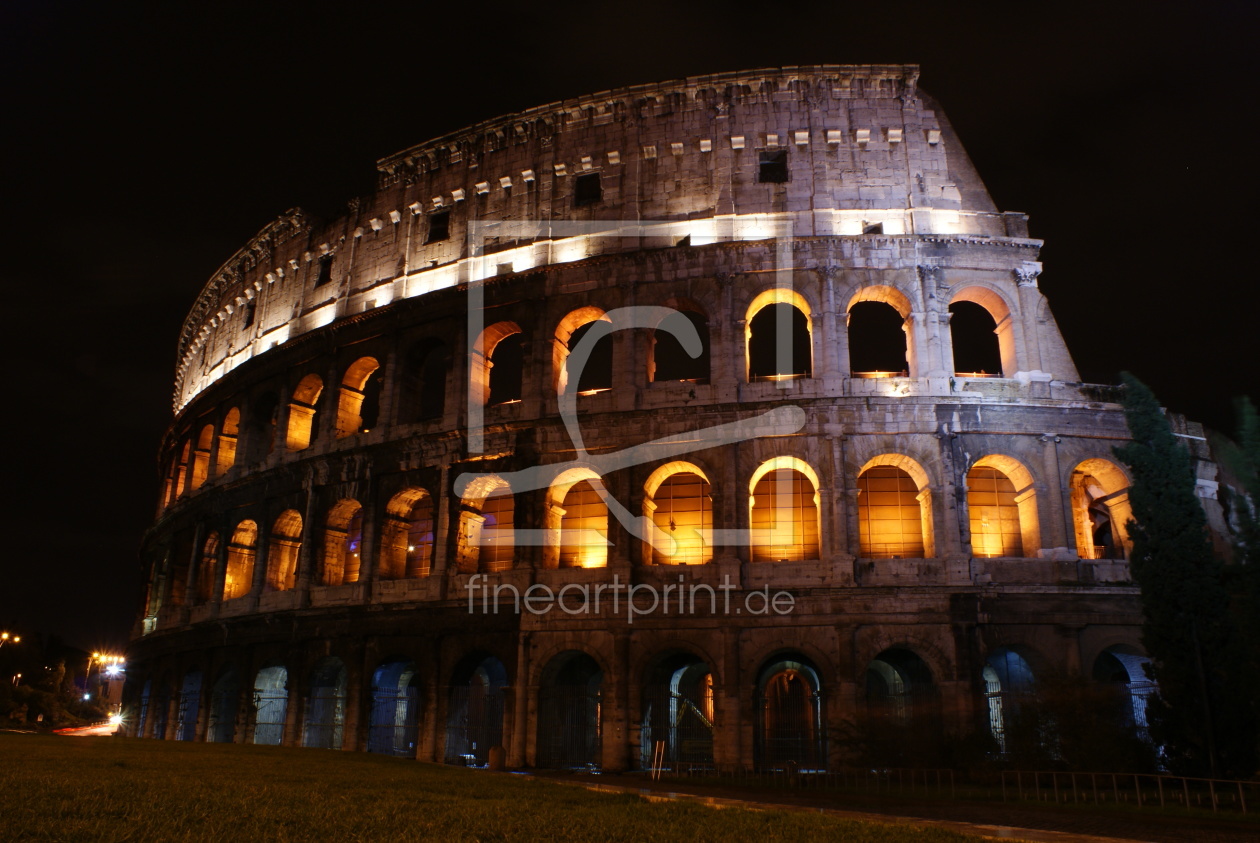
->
(109, 714), (123, 726)
(83, 694), (91, 701)
(105, 665), (122, 677)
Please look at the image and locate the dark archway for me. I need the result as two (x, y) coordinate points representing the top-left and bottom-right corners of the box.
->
(756, 655), (825, 770)
(652, 310), (710, 383)
(206, 665), (240, 744)
(536, 652), (602, 769)
(303, 658), (348, 749)
(445, 655), (507, 766)
(640, 653), (714, 769)
(367, 659), (420, 757)
(748, 303), (810, 380)
(848, 301), (906, 375)
(949, 300), (1002, 376)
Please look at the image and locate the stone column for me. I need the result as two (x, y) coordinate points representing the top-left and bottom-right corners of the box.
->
(508, 631), (530, 768)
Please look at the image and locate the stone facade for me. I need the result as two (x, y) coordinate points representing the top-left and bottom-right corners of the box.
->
(126, 65), (1186, 770)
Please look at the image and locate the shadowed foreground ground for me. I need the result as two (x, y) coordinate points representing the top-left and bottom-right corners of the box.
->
(0, 734), (991, 842)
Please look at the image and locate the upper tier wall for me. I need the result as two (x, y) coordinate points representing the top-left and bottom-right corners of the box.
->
(173, 65), (1027, 413)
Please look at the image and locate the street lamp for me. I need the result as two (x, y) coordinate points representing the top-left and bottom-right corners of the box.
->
(0, 632), (20, 649)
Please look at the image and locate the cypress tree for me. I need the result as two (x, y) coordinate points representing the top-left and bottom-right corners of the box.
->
(1113, 373), (1244, 776)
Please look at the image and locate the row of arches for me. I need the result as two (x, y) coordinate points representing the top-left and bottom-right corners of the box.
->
(171, 454), (1130, 608)
(134, 643), (1153, 768)
(162, 283), (1022, 512)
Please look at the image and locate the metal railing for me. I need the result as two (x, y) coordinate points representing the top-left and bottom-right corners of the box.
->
(647, 764), (1258, 816)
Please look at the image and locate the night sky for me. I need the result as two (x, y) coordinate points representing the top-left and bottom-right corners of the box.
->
(2, 2), (1256, 652)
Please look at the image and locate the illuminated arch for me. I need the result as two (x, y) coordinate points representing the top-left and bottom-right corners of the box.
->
(1070, 458), (1133, 560)
(216, 408), (239, 476)
(749, 457), (820, 562)
(967, 455), (1039, 557)
(265, 509), (303, 591)
(223, 519), (258, 600)
(456, 475), (515, 573)
(745, 290), (812, 381)
(553, 307), (611, 395)
(321, 499), (364, 586)
(334, 356), (382, 438)
(643, 461), (712, 565)
(546, 466), (609, 568)
(471, 321), (524, 406)
(285, 374), (324, 451)
(191, 424), (214, 490)
(755, 653), (825, 769)
(949, 285), (1016, 377)
(856, 454), (934, 558)
(380, 488), (435, 579)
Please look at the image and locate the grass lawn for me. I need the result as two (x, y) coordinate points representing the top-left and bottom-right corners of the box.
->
(0, 734), (997, 842)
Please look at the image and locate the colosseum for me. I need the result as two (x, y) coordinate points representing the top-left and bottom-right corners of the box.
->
(125, 64), (1174, 770)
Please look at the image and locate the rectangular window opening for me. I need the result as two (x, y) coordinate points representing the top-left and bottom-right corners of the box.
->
(425, 210), (451, 244)
(758, 150), (789, 184)
(314, 255), (334, 287)
(573, 172), (603, 206)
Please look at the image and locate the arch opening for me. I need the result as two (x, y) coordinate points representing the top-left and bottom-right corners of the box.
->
(195, 531), (220, 605)
(216, 408), (240, 476)
(949, 300), (1003, 377)
(367, 659), (420, 757)
(750, 466), (820, 562)
(335, 356), (383, 438)
(266, 510), (303, 591)
(756, 656), (825, 770)
(223, 520), (258, 600)
(175, 670), (202, 741)
(537, 652), (603, 769)
(558, 477), (609, 568)
(848, 300), (907, 377)
(207, 665), (240, 744)
(399, 341), (448, 422)
(648, 469), (713, 565)
(252, 665), (288, 746)
(748, 303), (811, 381)
(445, 655), (508, 766)
(640, 653), (714, 769)
(285, 374), (324, 451)
(651, 309), (710, 383)
(321, 500), (364, 586)
(966, 466), (1024, 558)
(381, 488), (435, 579)
(1071, 459), (1132, 560)
(857, 464), (929, 558)
(303, 658), (348, 750)
(983, 649), (1036, 753)
(1092, 647), (1156, 737)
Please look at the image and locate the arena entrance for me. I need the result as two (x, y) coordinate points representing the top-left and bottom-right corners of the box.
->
(755, 655), (825, 770)
(445, 655), (507, 766)
(640, 653), (714, 769)
(303, 657), (347, 749)
(206, 665), (240, 743)
(367, 659), (420, 757)
(536, 652), (602, 769)
(252, 665), (288, 745)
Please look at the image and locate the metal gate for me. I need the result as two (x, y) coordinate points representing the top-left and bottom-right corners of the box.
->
(641, 684), (714, 767)
(207, 684), (238, 743)
(253, 688), (287, 745)
(537, 684), (602, 768)
(303, 687), (345, 749)
(367, 688), (420, 756)
(758, 670), (825, 770)
(445, 684), (505, 765)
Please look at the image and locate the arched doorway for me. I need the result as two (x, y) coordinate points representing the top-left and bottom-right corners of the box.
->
(252, 665), (288, 746)
(640, 653), (714, 769)
(303, 658), (348, 749)
(206, 666), (240, 743)
(367, 659), (420, 757)
(1092, 646), (1156, 738)
(536, 652), (602, 769)
(983, 648), (1035, 753)
(445, 655), (507, 766)
(863, 648), (940, 765)
(756, 656), (825, 770)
